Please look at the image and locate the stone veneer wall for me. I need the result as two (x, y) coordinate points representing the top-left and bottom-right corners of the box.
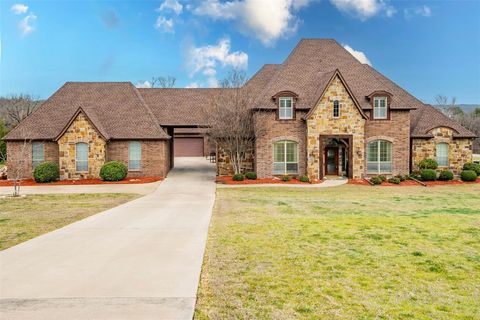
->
(412, 127), (473, 174)
(6, 141), (59, 179)
(216, 141), (254, 176)
(365, 110), (410, 176)
(58, 113), (106, 179)
(306, 75), (365, 180)
(107, 140), (170, 177)
(254, 111), (307, 178)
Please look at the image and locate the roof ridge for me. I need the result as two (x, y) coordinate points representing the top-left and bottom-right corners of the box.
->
(131, 84), (170, 138)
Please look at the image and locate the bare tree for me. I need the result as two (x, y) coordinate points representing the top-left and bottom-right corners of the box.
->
(151, 76), (176, 88)
(0, 94), (40, 128)
(9, 140), (30, 197)
(435, 95), (461, 118)
(0, 119), (7, 163)
(204, 70), (265, 174)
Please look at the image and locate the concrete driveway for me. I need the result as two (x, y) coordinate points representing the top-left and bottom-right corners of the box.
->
(0, 157), (216, 320)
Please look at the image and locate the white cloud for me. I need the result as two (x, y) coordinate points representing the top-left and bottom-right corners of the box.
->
(404, 5), (432, 19)
(11, 3), (28, 14)
(157, 0), (183, 15)
(19, 13), (37, 36)
(135, 81), (152, 88)
(192, 0), (314, 46)
(154, 16), (174, 33)
(329, 0), (395, 20)
(186, 82), (199, 88)
(343, 44), (371, 65)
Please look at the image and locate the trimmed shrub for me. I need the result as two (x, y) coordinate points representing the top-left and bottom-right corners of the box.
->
(281, 175), (291, 182)
(100, 161), (128, 182)
(395, 174), (406, 182)
(460, 170), (477, 182)
(378, 175), (387, 182)
(388, 177), (401, 184)
(370, 176), (383, 185)
(34, 162), (60, 183)
(419, 158), (438, 170)
(463, 162), (480, 176)
(232, 174), (244, 181)
(245, 172), (257, 180)
(299, 175), (310, 183)
(420, 169), (437, 181)
(438, 170), (454, 181)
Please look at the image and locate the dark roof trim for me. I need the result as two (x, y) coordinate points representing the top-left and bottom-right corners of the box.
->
(272, 91), (299, 101)
(304, 69), (367, 120)
(54, 107), (108, 142)
(366, 90), (393, 99)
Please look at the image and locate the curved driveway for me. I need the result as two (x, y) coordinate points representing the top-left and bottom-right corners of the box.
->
(0, 158), (216, 320)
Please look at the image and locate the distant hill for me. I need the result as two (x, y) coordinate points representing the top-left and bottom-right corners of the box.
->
(434, 104), (479, 113)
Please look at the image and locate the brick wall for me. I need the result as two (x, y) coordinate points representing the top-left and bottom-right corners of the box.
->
(6, 141), (59, 179)
(365, 110), (410, 175)
(107, 140), (170, 177)
(254, 110), (307, 178)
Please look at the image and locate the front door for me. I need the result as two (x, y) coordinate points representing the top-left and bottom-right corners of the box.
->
(325, 147), (338, 175)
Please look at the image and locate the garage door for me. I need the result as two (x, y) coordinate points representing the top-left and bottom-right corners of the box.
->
(174, 137), (204, 157)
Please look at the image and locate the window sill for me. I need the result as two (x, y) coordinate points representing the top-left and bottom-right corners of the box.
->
(128, 169), (142, 172)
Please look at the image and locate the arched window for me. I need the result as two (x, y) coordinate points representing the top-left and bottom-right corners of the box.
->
(75, 142), (89, 172)
(333, 100), (340, 118)
(273, 140), (298, 174)
(367, 140), (392, 173)
(436, 143), (449, 167)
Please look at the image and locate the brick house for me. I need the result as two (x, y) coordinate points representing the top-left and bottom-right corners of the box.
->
(4, 39), (476, 180)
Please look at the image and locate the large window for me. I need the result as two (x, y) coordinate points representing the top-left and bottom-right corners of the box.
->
(436, 143), (449, 167)
(279, 97), (293, 120)
(367, 140), (392, 173)
(32, 142), (44, 169)
(273, 140), (298, 174)
(333, 100), (340, 118)
(129, 141), (141, 171)
(373, 97), (387, 119)
(75, 143), (88, 172)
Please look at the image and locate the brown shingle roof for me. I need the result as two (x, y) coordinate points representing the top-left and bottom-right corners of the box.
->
(5, 82), (169, 141)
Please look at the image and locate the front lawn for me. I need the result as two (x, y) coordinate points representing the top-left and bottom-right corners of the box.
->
(0, 193), (139, 250)
(196, 185), (480, 319)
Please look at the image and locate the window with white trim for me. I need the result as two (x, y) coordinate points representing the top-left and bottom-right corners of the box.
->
(32, 142), (44, 169)
(436, 143), (449, 167)
(367, 140), (392, 173)
(128, 141), (141, 171)
(333, 100), (340, 118)
(75, 143), (88, 172)
(279, 97), (293, 120)
(373, 97), (387, 119)
(273, 140), (298, 174)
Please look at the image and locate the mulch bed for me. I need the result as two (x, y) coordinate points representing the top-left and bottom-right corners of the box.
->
(216, 176), (319, 185)
(0, 177), (163, 187)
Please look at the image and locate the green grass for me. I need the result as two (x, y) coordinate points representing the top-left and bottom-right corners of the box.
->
(0, 193), (139, 250)
(196, 185), (480, 320)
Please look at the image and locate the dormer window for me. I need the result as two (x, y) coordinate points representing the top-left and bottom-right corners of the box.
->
(333, 100), (340, 118)
(373, 97), (387, 119)
(279, 97), (293, 120)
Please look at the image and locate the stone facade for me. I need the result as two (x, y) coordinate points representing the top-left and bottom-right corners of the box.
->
(58, 113), (106, 179)
(365, 110), (410, 176)
(306, 75), (365, 180)
(107, 140), (170, 177)
(216, 141), (254, 176)
(254, 111), (307, 178)
(6, 141), (58, 179)
(412, 127), (473, 174)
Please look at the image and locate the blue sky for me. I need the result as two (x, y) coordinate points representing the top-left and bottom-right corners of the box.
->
(1, 0), (479, 104)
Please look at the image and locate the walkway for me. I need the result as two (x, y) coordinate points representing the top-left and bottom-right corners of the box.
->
(0, 157), (216, 320)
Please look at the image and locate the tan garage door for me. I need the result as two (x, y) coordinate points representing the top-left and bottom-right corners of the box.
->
(174, 137), (204, 157)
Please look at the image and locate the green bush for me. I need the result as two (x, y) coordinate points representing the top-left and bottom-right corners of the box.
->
(419, 158), (438, 170)
(245, 172), (257, 180)
(388, 177), (401, 184)
(232, 174), (244, 181)
(33, 162), (60, 183)
(420, 169), (437, 181)
(395, 174), (406, 182)
(438, 170), (454, 181)
(460, 170), (477, 182)
(370, 176), (383, 185)
(299, 175), (309, 183)
(281, 175), (291, 182)
(378, 175), (387, 182)
(99, 161), (128, 181)
(463, 162), (480, 176)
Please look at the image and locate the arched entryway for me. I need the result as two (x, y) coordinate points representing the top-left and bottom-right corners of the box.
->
(319, 135), (353, 179)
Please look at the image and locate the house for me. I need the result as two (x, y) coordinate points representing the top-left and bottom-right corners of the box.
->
(4, 39), (476, 180)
